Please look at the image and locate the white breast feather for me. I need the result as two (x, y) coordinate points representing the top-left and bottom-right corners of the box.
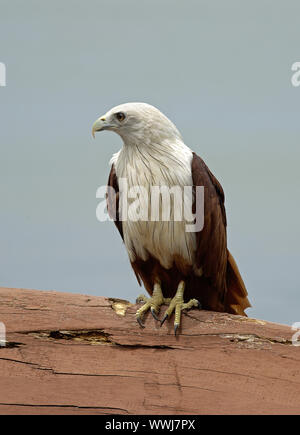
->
(111, 140), (197, 270)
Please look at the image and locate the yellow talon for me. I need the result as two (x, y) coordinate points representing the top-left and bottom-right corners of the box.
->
(160, 281), (201, 335)
(135, 281), (170, 326)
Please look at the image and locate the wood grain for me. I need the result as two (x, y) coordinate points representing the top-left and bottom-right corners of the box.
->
(0, 287), (299, 414)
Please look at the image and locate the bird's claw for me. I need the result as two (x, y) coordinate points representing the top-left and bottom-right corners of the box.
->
(150, 307), (160, 321)
(159, 282), (201, 334)
(160, 313), (168, 326)
(136, 315), (145, 329)
(135, 283), (166, 328)
(174, 323), (179, 336)
(135, 283), (201, 334)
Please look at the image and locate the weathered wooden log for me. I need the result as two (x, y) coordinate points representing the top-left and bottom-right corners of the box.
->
(0, 287), (299, 414)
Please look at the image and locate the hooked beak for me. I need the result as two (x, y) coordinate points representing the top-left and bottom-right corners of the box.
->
(92, 116), (110, 138)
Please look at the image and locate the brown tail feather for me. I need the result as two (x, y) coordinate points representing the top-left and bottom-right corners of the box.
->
(225, 250), (251, 316)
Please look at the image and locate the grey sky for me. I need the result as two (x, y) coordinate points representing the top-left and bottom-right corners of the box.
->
(0, 0), (299, 325)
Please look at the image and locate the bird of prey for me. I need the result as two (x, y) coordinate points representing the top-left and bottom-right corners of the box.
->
(92, 103), (250, 334)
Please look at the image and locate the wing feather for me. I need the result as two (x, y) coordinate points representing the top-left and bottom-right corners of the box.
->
(107, 164), (123, 239)
(192, 152), (227, 302)
(192, 152), (250, 314)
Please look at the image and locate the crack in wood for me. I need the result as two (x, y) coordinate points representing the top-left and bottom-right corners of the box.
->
(23, 329), (176, 349)
(0, 402), (129, 413)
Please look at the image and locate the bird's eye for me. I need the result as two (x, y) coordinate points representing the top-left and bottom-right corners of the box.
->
(115, 112), (126, 122)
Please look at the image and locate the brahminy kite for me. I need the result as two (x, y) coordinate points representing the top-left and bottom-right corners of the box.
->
(92, 103), (250, 334)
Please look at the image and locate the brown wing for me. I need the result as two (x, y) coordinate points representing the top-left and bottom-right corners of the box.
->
(226, 250), (251, 315)
(191, 152), (228, 307)
(192, 152), (250, 315)
(107, 164), (123, 239)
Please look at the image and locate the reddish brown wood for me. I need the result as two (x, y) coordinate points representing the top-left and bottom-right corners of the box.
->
(0, 287), (299, 414)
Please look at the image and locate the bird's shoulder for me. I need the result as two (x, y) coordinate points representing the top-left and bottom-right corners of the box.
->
(191, 151), (226, 227)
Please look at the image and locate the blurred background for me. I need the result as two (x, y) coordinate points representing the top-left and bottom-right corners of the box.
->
(0, 0), (299, 325)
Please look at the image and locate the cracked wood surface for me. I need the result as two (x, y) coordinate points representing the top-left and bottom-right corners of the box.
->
(0, 287), (299, 415)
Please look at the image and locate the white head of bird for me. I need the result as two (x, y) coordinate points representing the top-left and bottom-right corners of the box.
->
(92, 102), (183, 147)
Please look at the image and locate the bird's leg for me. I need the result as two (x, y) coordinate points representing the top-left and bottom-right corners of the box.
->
(161, 281), (201, 335)
(136, 280), (171, 327)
